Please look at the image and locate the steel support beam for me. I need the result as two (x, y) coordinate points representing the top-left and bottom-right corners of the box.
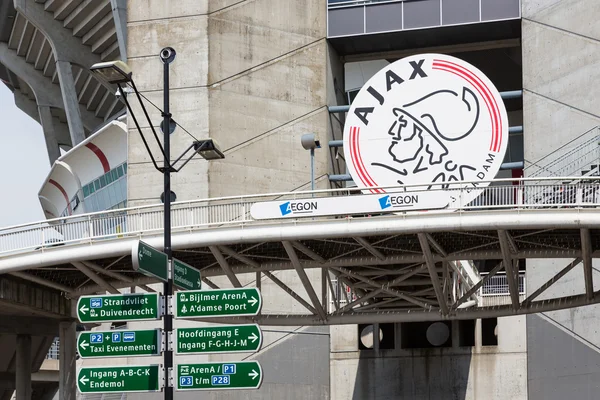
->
(209, 246), (242, 288)
(81, 260), (133, 283)
(331, 265), (436, 309)
(581, 229), (594, 300)
(282, 241), (327, 321)
(292, 241), (327, 263)
(418, 233), (449, 315)
(452, 262), (503, 309)
(262, 271), (318, 315)
(522, 258), (582, 306)
(218, 245), (260, 268)
(498, 230), (520, 311)
(353, 237), (386, 260)
(9, 271), (71, 293)
(71, 261), (119, 294)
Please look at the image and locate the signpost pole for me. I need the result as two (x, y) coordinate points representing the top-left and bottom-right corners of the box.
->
(162, 48), (174, 400)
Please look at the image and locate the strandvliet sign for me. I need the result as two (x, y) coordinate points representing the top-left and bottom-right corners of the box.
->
(250, 190), (449, 219)
(342, 53), (509, 206)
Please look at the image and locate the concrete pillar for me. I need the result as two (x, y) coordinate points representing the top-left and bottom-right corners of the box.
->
(38, 105), (61, 164)
(110, 0), (127, 61)
(58, 321), (76, 400)
(451, 321), (460, 348)
(474, 319), (482, 349)
(16, 335), (32, 400)
(55, 61), (85, 146)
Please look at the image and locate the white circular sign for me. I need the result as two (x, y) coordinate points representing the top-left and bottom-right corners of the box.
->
(343, 54), (509, 205)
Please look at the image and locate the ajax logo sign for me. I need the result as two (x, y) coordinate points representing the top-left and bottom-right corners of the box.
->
(343, 54), (509, 205)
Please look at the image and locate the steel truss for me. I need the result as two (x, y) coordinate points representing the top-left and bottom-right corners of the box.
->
(2, 210), (600, 325)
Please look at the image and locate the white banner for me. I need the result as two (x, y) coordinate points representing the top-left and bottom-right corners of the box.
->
(250, 191), (449, 220)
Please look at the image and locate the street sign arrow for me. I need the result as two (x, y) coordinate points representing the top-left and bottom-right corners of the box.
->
(249, 332), (259, 343)
(78, 329), (161, 358)
(77, 365), (161, 394)
(175, 288), (261, 319)
(76, 293), (160, 323)
(176, 324), (262, 354)
(132, 241), (168, 282)
(176, 361), (262, 391)
(173, 258), (202, 291)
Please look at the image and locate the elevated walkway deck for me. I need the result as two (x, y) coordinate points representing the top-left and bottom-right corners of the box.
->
(0, 178), (599, 325)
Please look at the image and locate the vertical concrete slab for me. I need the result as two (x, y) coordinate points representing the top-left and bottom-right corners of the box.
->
(522, 0), (600, 396)
(15, 335), (31, 400)
(58, 322), (76, 400)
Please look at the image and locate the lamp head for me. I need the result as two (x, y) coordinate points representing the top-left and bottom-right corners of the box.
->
(301, 133), (321, 150)
(194, 139), (225, 160)
(89, 61), (132, 84)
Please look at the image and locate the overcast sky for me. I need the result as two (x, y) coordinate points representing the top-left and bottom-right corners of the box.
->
(0, 84), (50, 227)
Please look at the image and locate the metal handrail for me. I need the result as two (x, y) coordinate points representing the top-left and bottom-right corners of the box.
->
(2, 177), (600, 257)
(526, 126), (600, 178)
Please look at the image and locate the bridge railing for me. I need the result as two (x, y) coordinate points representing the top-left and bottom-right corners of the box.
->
(1, 176), (599, 257)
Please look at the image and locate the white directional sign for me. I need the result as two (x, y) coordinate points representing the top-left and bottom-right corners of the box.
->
(250, 190), (449, 219)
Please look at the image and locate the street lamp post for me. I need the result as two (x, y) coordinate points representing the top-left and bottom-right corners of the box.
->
(91, 48), (224, 400)
(301, 133), (321, 194)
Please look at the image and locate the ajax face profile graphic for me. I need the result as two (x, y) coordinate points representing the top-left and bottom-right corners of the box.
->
(343, 54), (509, 206)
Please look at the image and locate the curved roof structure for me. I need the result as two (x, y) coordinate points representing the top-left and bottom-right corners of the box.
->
(0, 0), (126, 158)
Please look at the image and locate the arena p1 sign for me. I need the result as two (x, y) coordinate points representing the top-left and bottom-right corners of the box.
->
(343, 54), (509, 206)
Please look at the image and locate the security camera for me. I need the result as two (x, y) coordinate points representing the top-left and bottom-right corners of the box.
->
(159, 47), (176, 64)
(301, 133), (321, 150)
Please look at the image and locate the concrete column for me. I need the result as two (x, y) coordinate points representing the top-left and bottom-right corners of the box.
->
(16, 335), (32, 400)
(55, 61), (85, 146)
(474, 319), (482, 349)
(451, 321), (460, 348)
(38, 105), (61, 164)
(58, 321), (76, 400)
(110, 0), (127, 61)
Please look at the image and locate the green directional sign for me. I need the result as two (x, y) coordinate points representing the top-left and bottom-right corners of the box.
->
(77, 293), (160, 323)
(78, 329), (161, 358)
(77, 365), (161, 393)
(176, 361), (262, 391)
(132, 240), (168, 282)
(176, 324), (262, 354)
(175, 288), (261, 319)
(173, 258), (202, 291)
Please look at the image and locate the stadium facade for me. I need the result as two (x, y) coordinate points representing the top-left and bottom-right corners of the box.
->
(0, 0), (598, 399)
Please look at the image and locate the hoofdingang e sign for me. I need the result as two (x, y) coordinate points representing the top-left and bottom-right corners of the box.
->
(343, 54), (509, 205)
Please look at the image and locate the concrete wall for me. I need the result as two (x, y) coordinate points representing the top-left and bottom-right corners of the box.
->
(522, 1), (600, 398)
(124, 1), (334, 399)
(330, 317), (527, 400)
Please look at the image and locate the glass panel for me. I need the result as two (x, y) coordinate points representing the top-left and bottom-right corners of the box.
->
(94, 180), (101, 191)
(83, 185), (89, 198)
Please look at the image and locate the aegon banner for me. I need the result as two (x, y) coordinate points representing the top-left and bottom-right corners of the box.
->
(250, 191), (449, 219)
(343, 54), (509, 206)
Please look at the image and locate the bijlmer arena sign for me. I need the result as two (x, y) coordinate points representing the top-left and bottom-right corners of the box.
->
(251, 54), (508, 220)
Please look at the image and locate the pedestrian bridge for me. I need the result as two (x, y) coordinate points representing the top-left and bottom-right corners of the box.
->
(0, 177), (599, 325)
